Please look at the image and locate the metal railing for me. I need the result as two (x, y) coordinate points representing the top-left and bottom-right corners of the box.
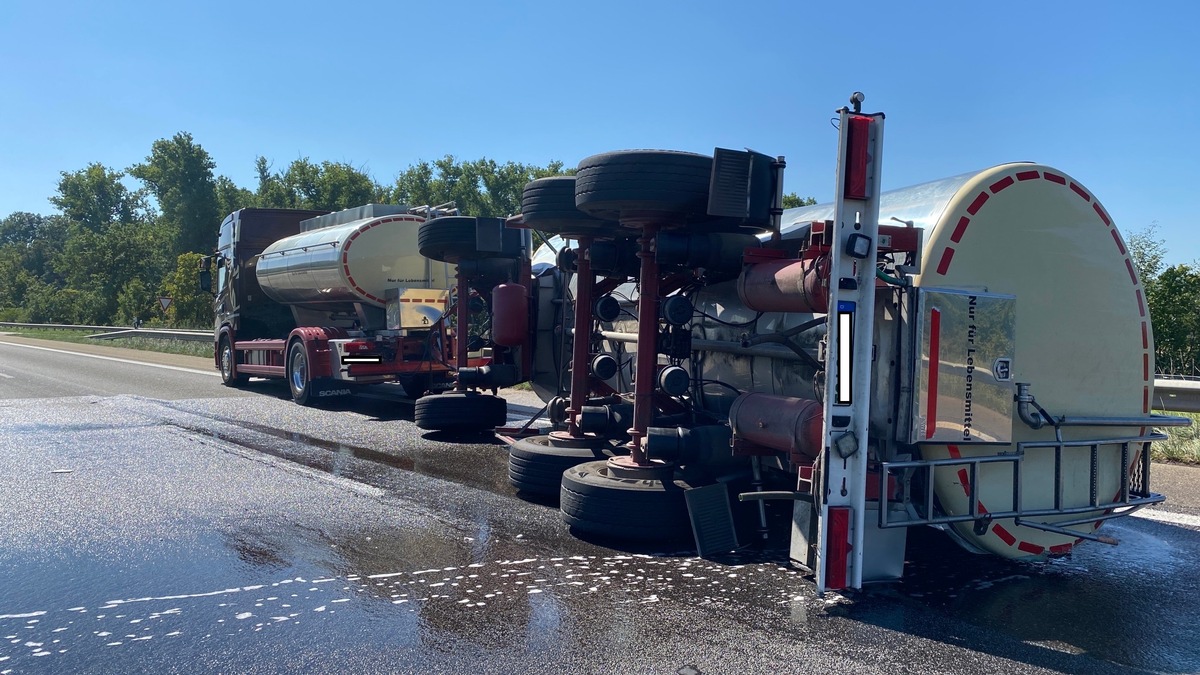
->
(0, 322), (211, 342)
(879, 431), (1167, 543)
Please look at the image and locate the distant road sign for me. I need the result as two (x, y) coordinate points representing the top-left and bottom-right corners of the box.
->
(158, 297), (173, 312)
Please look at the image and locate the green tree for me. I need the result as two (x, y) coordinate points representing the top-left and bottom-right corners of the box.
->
(782, 193), (817, 209)
(254, 157), (386, 211)
(214, 175), (256, 222)
(161, 252), (211, 328)
(1126, 223), (1166, 295)
(392, 156), (568, 217)
(129, 132), (221, 256)
(50, 164), (150, 232)
(1148, 263), (1200, 375)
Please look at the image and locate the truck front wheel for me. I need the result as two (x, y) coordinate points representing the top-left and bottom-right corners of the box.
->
(287, 340), (315, 405)
(219, 336), (248, 387)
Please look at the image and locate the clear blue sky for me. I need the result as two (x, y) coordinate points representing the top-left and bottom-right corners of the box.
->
(2, 1), (1197, 265)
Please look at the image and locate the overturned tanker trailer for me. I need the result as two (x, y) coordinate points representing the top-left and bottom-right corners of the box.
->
(504, 94), (1191, 592)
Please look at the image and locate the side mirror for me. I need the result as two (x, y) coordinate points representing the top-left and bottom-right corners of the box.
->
(199, 269), (212, 293)
(199, 255), (212, 272)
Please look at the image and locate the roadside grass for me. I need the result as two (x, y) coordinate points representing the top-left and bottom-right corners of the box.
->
(3, 328), (213, 359)
(1155, 411), (1200, 464)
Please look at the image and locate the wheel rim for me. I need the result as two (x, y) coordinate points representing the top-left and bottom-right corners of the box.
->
(290, 347), (306, 393)
(221, 343), (233, 380)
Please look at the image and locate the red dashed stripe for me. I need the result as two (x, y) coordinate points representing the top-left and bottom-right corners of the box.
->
(1093, 203), (1111, 226)
(1136, 290), (1146, 317)
(992, 524), (1017, 545)
(956, 468), (971, 495)
(1050, 543), (1073, 555)
(990, 176), (1014, 193)
(1017, 541), (1045, 555)
(1110, 230), (1126, 255)
(1070, 182), (1091, 202)
(967, 192), (989, 215)
(1142, 322), (1149, 349)
(936, 248), (955, 275)
(1125, 259), (1139, 285)
(1043, 172), (1066, 185)
(1016, 170), (1040, 181)
(951, 216), (970, 243)
(1144, 353), (1150, 380)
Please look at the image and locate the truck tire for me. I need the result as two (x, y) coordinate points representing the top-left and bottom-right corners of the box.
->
(414, 390), (507, 432)
(521, 177), (611, 236)
(287, 341), (352, 406)
(219, 336), (248, 387)
(574, 150), (715, 225)
(418, 216), (523, 263)
(559, 460), (694, 542)
(508, 435), (622, 497)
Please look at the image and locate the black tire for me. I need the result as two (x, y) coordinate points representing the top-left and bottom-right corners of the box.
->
(219, 336), (248, 387)
(286, 340), (350, 406)
(560, 460), (694, 542)
(414, 391), (507, 431)
(418, 216), (523, 263)
(574, 150), (714, 224)
(287, 340), (315, 405)
(521, 177), (611, 236)
(508, 435), (621, 496)
(401, 373), (430, 399)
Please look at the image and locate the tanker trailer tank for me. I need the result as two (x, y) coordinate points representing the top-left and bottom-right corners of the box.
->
(256, 212), (455, 325)
(779, 163), (1177, 560)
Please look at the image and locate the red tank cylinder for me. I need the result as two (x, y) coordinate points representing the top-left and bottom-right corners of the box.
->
(736, 254), (830, 314)
(491, 283), (529, 347)
(728, 393), (823, 462)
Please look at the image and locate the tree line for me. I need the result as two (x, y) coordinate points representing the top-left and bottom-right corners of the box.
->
(0, 133), (570, 328)
(1128, 226), (1200, 377)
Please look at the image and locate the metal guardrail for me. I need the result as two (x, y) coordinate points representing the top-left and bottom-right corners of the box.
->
(0, 322), (211, 343)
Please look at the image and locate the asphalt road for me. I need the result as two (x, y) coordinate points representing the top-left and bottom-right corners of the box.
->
(1, 335), (1198, 674)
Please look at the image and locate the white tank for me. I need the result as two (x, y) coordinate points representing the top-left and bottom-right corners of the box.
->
(256, 213), (454, 310)
(790, 163), (1151, 558)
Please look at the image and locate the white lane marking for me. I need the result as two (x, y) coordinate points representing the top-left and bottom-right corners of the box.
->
(0, 341), (218, 377)
(0, 372), (12, 378)
(1132, 509), (1200, 528)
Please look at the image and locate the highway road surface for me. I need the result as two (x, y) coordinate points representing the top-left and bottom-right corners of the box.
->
(1, 334), (1198, 674)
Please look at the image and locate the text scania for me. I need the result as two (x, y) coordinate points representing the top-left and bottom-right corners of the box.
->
(962, 296), (977, 440)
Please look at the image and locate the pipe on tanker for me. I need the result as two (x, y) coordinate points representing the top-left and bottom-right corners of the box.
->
(737, 255), (830, 314)
(728, 393), (823, 462)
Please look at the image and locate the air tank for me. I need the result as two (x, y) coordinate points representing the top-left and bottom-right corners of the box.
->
(256, 213), (454, 310)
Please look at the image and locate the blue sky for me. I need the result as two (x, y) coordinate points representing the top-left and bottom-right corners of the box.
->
(1, 1), (1197, 265)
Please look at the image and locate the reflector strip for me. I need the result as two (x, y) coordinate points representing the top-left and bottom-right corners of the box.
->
(936, 248), (955, 275)
(1094, 203), (1112, 226)
(1070, 182), (1091, 202)
(1018, 541), (1044, 555)
(1043, 172), (1066, 185)
(844, 116), (871, 200)
(1110, 230), (1126, 254)
(950, 216), (970, 243)
(992, 524), (1017, 546)
(926, 309), (941, 439)
(826, 507), (851, 591)
(1016, 170), (1040, 181)
(989, 176), (1014, 193)
(967, 192), (989, 215)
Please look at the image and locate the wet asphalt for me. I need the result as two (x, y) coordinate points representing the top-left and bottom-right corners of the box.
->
(1, 337), (1199, 674)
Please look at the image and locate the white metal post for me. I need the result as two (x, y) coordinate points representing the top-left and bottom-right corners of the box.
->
(815, 102), (885, 593)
